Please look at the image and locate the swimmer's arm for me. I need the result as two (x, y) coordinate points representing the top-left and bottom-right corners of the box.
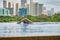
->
(20, 19), (25, 22)
(27, 19), (32, 23)
(17, 19), (24, 24)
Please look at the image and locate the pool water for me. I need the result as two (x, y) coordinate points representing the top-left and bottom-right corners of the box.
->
(0, 22), (60, 37)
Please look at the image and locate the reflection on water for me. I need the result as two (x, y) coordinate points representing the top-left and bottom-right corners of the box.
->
(21, 22), (28, 32)
(0, 22), (60, 36)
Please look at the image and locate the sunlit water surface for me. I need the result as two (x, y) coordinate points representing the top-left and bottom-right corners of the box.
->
(0, 22), (60, 37)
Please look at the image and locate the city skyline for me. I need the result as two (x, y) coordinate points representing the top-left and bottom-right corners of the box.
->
(0, 0), (60, 13)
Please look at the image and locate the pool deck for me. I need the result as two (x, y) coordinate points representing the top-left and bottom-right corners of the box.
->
(0, 36), (60, 40)
(0, 34), (60, 40)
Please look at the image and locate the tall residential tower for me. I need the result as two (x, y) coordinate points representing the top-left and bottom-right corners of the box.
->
(15, 3), (19, 16)
(8, 2), (11, 8)
(3, 0), (7, 8)
(21, 0), (27, 8)
(29, 0), (34, 15)
(32, 3), (43, 16)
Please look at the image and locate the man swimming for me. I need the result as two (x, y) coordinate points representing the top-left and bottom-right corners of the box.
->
(17, 18), (32, 32)
(17, 18), (32, 24)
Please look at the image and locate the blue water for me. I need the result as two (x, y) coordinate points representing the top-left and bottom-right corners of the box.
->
(0, 22), (60, 37)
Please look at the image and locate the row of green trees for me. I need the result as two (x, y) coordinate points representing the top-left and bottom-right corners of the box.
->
(47, 14), (60, 22)
(0, 14), (60, 22)
(24, 14), (60, 22)
(0, 16), (22, 22)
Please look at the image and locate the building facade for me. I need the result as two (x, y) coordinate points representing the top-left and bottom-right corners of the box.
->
(47, 8), (54, 16)
(43, 7), (47, 15)
(0, 8), (11, 16)
(19, 8), (27, 16)
(29, 0), (34, 15)
(51, 8), (54, 15)
(15, 3), (19, 16)
(12, 3), (15, 16)
(3, 0), (7, 8)
(33, 3), (38, 16)
(8, 2), (11, 8)
(29, 2), (43, 16)
(29, 0), (43, 16)
(27, 4), (29, 15)
(47, 10), (52, 16)
(7, 2), (14, 16)
(21, 0), (27, 8)
(38, 4), (43, 15)
(6, 8), (14, 16)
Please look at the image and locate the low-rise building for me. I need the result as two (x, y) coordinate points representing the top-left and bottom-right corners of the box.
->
(47, 10), (52, 16)
(6, 8), (14, 16)
(19, 8), (27, 16)
(0, 8), (11, 16)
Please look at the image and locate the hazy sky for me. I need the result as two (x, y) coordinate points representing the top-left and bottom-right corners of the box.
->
(0, 0), (60, 12)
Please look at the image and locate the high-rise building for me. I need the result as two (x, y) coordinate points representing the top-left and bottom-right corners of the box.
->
(30, 2), (43, 16)
(51, 8), (54, 14)
(43, 7), (48, 15)
(8, 2), (11, 8)
(38, 4), (43, 15)
(33, 3), (38, 16)
(3, 0), (7, 8)
(7, 2), (14, 16)
(12, 3), (15, 16)
(47, 8), (54, 16)
(15, 3), (19, 16)
(21, 0), (27, 8)
(27, 4), (29, 15)
(43, 7), (46, 10)
(29, 0), (34, 15)
(47, 10), (52, 16)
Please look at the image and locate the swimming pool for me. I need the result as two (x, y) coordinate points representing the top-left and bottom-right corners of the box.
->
(0, 22), (60, 37)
